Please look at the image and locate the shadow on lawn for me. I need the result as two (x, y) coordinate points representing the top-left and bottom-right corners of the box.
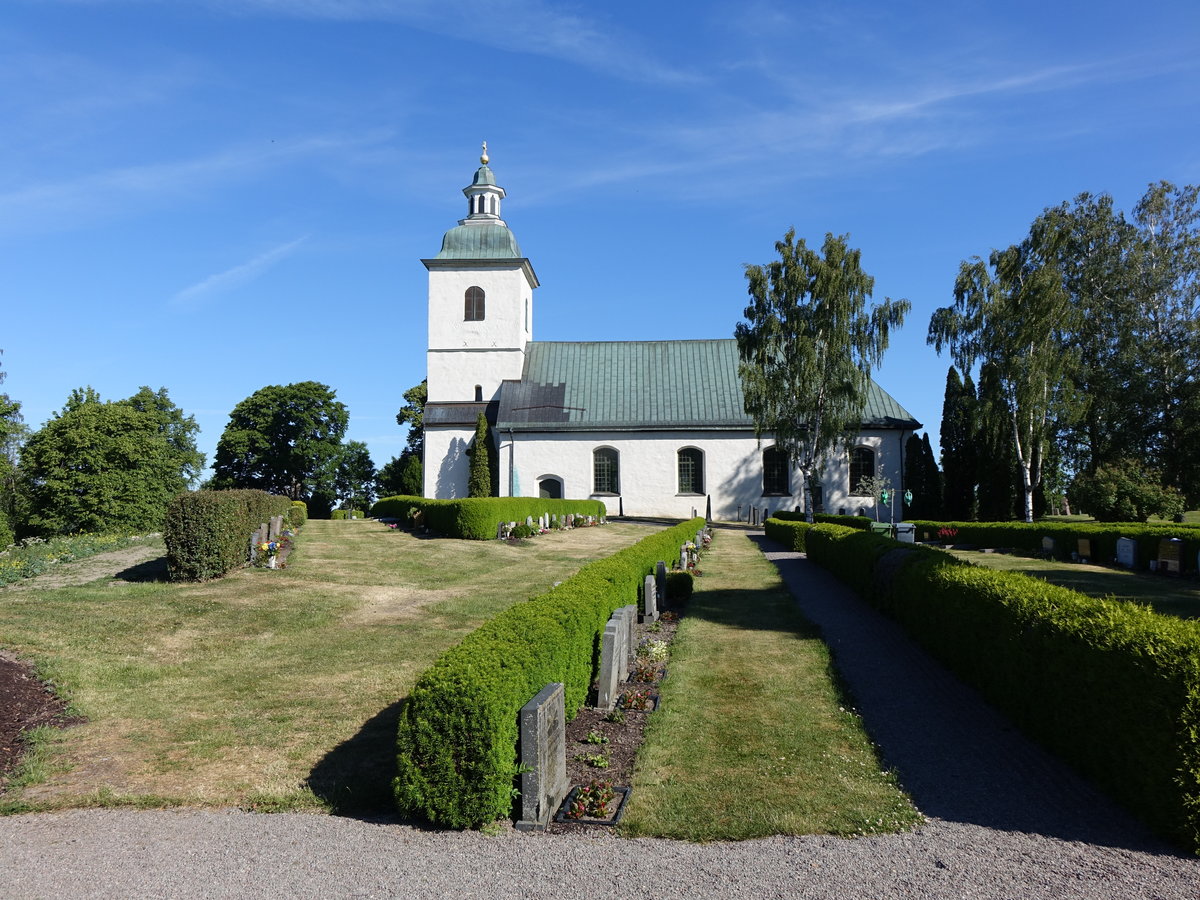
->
(306, 700), (409, 818)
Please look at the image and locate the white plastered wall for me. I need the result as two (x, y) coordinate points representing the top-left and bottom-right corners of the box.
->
(424, 426), (473, 499)
(495, 428), (910, 520)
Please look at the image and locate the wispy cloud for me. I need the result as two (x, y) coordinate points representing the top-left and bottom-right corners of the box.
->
(0, 133), (385, 236)
(48, 0), (698, 85)
(171, 235), (309, 307)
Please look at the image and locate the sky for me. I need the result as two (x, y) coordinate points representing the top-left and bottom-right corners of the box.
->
(3, 0), (1198, 480)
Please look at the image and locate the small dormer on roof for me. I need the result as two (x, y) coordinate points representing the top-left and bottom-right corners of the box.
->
(433, 142), (525, 261)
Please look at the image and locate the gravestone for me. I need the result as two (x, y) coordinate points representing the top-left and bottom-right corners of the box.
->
(1041, 536), (1055, 558)
(1159, 538), (1183, 575)
(515, 682), (569, 831)
(269, 515), (284, 539)
(526, 516), (535, 528)
(567, 514), (575, 528)
(680, 548), (688, 571)
(496, 522), (506, 540)
(1116, 537), (1137, 569)
(1077, 538), (1092, 562)
(596, 620), (623, 710)
(655, 561), (667, 605)
(250, 527), (264, 563)
(642, 574), (658, 622)
(621, 604), (637, 677)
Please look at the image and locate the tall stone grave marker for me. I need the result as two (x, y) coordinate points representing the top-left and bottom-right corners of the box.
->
(515, 682), (569, 831)
(1115, 536), (1137, 569)
(597, 620), (623, 711)
(643, 574), (658, 622)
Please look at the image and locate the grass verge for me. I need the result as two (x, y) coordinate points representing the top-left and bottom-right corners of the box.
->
(0, 519), (662, 814)
(619, 530), (922, 841)
(948, 549), (1200, 619)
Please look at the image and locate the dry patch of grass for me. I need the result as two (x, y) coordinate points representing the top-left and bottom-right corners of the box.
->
(0, 519), (663, 813)
(620, 530), (922, 841)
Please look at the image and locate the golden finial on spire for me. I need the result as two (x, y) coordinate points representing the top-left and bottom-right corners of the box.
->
(480, 141), (489, 165)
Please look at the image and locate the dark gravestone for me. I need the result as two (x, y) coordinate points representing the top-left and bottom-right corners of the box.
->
(515, 683), (569, 831)
(1159, 538), (1183, 575)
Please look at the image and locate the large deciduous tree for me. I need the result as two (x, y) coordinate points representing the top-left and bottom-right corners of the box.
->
(929, 236), (1079, 523)
(333, 440), (377, 511)
(212, 381), (349, 501)
(736, 229), (909, 523)
(20, 387), (195, 535)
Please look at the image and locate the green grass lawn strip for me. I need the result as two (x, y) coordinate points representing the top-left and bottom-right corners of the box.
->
(0, 519), (662, 813)
(948, 549), (1200, 619)
(620, 530), (922, 841)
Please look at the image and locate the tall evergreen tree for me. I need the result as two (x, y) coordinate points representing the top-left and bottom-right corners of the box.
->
(939, 367), (976, 520)
(975, 362), (1020, 521)
(467, 413), (491, 498)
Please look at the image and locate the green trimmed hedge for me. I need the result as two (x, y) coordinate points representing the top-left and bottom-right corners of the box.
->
(164, 489), (292, 582)
(331, 509), (364, 520)
(764, 517), (815, 551)
(905, 519), (1200, 573)
(370, 495), (608, 540)
(774, 511), (874, 530)
(394, 517), (705, 828)
(805, 523), (1200, 853)
(289, 501), (308, 529)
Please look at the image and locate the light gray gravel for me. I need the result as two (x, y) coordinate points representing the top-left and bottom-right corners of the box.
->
(1, 536), (1197, 899)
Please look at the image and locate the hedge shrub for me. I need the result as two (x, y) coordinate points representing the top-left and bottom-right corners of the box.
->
(164, 489), (292, 581)
(905, 519), (1200, 573)
(331, 509), (364, 520)
(774, 510), (874, 530)
(394, 517), (705, 828)
(764, 517), (815, 551)
(289, 500), (308, 529)
(370, 495), (608, 540)
(805, 523), (1200, 853)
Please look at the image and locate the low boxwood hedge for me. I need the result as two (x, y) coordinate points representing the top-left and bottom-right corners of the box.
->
(805, 523), (1200, 853)
(764, 517), (815, 551)
(774, 510), (874, 530)
(393, 517), (705, 828)
(370, 495), (608, 540)
(905, 519), (1200, 573)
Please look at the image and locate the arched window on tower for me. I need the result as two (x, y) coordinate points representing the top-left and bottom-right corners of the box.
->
(593, 447), (619, 495)
(474, 385), (483, 402)
(849, 446), (876, 495)
(465, 286), (485, 321)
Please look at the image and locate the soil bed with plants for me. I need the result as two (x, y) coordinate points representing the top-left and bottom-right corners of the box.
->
(549, 610), (680, 832)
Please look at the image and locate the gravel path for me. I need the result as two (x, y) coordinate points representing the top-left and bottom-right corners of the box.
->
(1, 536), (1197, 898)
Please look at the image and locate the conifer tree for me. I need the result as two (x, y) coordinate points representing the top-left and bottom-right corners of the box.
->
(939, 367), (976, 520)
(467, 413), (491, 498)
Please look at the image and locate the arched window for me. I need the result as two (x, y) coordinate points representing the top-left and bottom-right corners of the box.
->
(474, 385), (483, 402)
(593, 447), (619, 494)
(464, 286), (485, 321)
(538, 476), (563, 499)
(763, 446), (790, 495)
(849, 447), (876, 495)
(677, 447), (704, 495)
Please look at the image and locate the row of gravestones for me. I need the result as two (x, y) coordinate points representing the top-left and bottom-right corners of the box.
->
(515, 558), (672, 831)
(1044, 534), (1191, 574)
(249, 515), (286, 565)
(496, 513), (607, 540)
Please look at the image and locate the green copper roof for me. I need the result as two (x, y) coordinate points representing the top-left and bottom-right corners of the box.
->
(471, 165), (497, 187)
(434, 223), (523, 260)
(496, 340), (920, 431)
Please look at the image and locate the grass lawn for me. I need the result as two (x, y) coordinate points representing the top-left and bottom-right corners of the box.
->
(947, 549), (1200, 619)
(0, 519), (663, 814)
(619, 530), (922, 841)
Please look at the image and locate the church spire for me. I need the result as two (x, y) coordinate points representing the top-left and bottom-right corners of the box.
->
(461, 141), (505, 225)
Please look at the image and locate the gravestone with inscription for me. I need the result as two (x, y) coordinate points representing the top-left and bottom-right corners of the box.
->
(1159, 538), (1183, 575)
(655, 561), (667, 606)
(621, 604), (637, 677)
(1077, 538), (1092, 562)
(515, 682), (569, 831)
(1041, 536), (1055, 558)
(596, 620), (623, 711)
(1115, 536), (1137, 569)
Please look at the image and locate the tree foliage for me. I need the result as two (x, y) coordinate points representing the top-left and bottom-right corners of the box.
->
(904, 432), (942, 520)
(19, 388), (196, 536)
(1071, 458), (1185, 523)
(467, 413), (491, 498)
(396, 379), (427, 457)
(939, 367), (976, 520)
(736, 229), (909, 522)
(333, 440), (377, 510)
(0, 352), (24, 547)
(378, 452), (423, 497)
(212, 381), (348, 501)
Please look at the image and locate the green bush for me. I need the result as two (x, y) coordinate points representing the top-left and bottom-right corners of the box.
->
(370, 496), (608, 540)
(774, 511), (873, 530)
(330, 509), (364, 521)
(905, 519), (1200, 573)
(289, 500), (308, 529)
(164, 489), (291, 581)
(805, 522), (1200, 853)
(764, 517), (815, 551)
(394, 517), (705, 828)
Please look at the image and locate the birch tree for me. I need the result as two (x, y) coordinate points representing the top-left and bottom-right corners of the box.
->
(736, 229), (909, 522)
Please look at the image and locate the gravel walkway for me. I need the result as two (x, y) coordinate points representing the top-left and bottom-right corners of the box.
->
(1, 537), (1197, 899)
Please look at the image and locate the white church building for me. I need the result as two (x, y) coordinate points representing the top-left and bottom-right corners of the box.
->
(422, 149), (921, 520)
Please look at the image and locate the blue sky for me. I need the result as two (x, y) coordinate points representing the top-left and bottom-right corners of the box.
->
(3, 0), (1198, 478)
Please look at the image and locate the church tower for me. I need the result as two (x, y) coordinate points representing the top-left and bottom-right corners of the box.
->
(423, 143), (538, 405)
(422, 144), (539, 497)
